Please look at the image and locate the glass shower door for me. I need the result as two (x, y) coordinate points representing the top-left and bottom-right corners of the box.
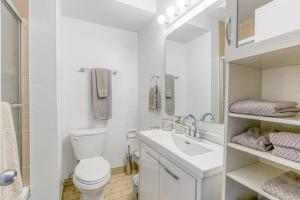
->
(1, 0), (22, 172)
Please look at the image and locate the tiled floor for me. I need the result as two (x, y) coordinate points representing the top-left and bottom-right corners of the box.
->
(62, 172), (136, 200)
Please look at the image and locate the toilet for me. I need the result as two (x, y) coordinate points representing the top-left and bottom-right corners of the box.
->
(70, 128), (111, 200)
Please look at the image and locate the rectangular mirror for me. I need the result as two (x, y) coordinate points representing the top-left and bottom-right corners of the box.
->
(165, 0), (226, 124)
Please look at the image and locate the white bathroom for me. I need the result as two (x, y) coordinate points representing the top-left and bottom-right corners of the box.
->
(1, 0), (300, 200)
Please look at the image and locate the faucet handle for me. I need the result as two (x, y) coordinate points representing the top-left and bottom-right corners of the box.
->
(190, 126), (197, 137)
(183, 125), (190, 135)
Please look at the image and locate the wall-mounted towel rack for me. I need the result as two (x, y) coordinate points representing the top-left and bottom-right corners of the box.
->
(79, 67), (118, 75)
(151, 75), (160, 81)
(150, 75), (180, 81)
(10, 103), (23, 108)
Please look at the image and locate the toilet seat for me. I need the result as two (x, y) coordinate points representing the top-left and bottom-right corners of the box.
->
(74, 157), (110, 185)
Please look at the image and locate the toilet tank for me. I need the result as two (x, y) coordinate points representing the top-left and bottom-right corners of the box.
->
(70, 128), (106, 160)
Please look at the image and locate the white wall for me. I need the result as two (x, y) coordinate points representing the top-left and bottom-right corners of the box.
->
(262, 65), (300, 105)
(29, 0), (62, 199)
(189, 14), (220, 121)
(166, 35), (212, 119)
(115, 0), (156, 12)
(186, 32), (212, 118)
(165, 40), (187, 115)
(60, 17), (138, 179)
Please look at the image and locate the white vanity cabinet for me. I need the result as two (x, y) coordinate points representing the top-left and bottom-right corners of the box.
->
(139, 130), (223, 200)
(139, 142), (160, 200)
(139, 142), (197, 200)
(159, 156), (196, 200)
(225, 0), (300, 62)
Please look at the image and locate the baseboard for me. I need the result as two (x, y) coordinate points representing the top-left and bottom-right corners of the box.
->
(111, 166), (126, 175)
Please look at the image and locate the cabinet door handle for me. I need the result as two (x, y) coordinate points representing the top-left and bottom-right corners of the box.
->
(146, 151), (159, 162)
(225, 17), (231, 45)
(162, 165), (179, 180)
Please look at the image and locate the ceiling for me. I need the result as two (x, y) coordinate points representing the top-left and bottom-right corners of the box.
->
(60, 0), (156, 32)
(167, 24), (207, 43)
(203, 0), (226, 22)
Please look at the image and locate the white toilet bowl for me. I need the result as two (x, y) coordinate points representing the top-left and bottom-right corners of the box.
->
(70, 128), (111, 200)
(73, 157), (111, 200)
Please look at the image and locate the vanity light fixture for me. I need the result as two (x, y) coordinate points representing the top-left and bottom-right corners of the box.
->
(177, 0), (191, 8)
(157, 0), (193, 25)
(166, 6), (178, 17)
(157, 15), (168, 25)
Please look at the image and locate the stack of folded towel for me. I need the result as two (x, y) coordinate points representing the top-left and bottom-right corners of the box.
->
(261, 171), (300, 200)
(270, 132), (300, 163)
(230, 100), (300, 117)
(231, 127), (273, 151)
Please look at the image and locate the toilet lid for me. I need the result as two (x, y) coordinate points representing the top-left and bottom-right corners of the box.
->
(74, 157), (110, 185)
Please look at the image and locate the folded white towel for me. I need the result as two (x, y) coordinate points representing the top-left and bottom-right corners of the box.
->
(230, 100), (300, 117)
(231, 127), (273, 151)
(0, 102), (23, 200)
(272, 145), (300, 163)
(262, 171), (300, 200)
(270, 132), (300, 150)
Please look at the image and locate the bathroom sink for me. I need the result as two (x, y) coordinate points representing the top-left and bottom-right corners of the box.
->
(171, 134), (211, 156)
(140, 129), (223, 178)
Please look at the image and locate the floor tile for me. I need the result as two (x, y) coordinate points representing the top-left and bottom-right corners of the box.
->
(62, 172), (136, 200)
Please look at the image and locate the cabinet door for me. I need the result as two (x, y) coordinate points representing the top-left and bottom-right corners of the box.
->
(159, 156), (196, 200)
(225, 0), (238, 61)
(226, 0), (300, 61)
(139, 142), (160, 200)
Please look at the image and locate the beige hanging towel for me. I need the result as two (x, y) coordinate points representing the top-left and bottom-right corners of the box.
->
(95, 68), (109, 98)
(148, 85), (161, 113)
(165, 74), (175, 115)
(0, 102), (23, 200)
(91, 68), (112, 120)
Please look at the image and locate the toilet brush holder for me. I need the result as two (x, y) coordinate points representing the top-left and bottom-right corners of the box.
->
(125, 145), (132, 175)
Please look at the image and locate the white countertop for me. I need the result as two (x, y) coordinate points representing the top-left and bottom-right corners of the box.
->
(139, 129), (223, 179)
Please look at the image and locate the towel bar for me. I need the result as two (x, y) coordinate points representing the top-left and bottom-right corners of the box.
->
(79, 67), (118, 75)
(10, 103), (22, 108)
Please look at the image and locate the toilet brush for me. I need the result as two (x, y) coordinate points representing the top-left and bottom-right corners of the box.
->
(125, 145), (132, 175)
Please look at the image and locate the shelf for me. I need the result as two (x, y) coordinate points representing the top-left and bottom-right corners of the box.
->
(229, 113), (300, 126)
(227, 162), (284, 200)
(238, 36), (255, 47)
(228, 29), (300, 69)
(228, 142), (300, 171)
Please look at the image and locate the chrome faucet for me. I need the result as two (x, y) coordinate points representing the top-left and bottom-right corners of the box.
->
(183, 114), (197, 126)
(200, 113), (215, 122)
(182, 114), (197, 137)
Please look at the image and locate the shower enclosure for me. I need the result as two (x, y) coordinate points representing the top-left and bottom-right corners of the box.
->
(1, 0), (22, 177)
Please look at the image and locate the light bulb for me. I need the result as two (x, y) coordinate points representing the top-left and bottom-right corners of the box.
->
(176, 0), (191, 8)
(166, 6), (178, 17)
(177, 0), (186, 7)
(157, 15), (166, 24)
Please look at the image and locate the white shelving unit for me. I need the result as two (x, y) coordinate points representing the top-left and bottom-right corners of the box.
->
(223, 42), (300, 199)
(228, 143), (300, 171)
(229, 113), (300, 126)
(227, 163), (284, 200)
